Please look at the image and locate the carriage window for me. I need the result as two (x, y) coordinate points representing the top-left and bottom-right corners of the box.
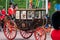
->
(21, 11), (26, 19)
(27, 11), (34, 19)
(16, 11), (20, 19)
(34, 11), (40, 19)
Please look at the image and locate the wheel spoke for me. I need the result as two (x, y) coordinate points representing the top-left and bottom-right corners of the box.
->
(11, 27), (16, 31)
(20, 30), (32, 39)
(7, 33), (10, 38)
(3, 21), (17, 40)
(34, 27), (46, 40)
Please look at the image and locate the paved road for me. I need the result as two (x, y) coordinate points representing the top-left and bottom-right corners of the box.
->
(0, 31), (52, 40)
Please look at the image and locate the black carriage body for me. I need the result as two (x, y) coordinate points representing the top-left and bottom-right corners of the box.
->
(15, 8), (46, 31)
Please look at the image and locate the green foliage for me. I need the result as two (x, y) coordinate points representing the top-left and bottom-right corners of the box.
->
(56, 0), (60, 4)
(14, 0), (26, 8)
(49, 0), (60, 17)
(0, 0), (6, 9)
(0, 0), (43, 9)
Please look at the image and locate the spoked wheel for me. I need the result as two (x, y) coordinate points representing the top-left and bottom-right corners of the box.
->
(3, 20), (17, 40)
(20, 30), (33, 39)
(34, 27), (46, 40)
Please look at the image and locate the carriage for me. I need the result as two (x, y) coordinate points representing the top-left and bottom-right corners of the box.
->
(2, 8), (48, 40)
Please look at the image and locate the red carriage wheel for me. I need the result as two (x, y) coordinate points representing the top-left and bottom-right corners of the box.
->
(3, 21), (17, 40)
(20, 30), (33, 39)
(34, 27), (46, 40)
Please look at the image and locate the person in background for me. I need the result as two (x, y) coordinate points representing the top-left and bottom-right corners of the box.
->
(13, 4), (18, 15)
(1, 7), (6, 16)
(51, 11), (60, 40)
(8, 3), (14, 20)
(13, 4), (18, 20)
(1, 7), (6, 20)
(42, 14), (52, 33)
(1, 7), (6, 29)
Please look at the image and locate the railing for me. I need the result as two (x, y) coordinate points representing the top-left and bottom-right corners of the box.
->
(16, 8), (46, 11)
